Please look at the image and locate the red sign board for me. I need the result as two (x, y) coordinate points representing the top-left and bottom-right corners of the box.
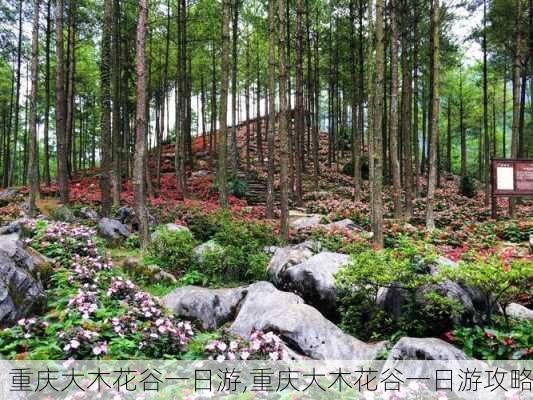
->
(492, 159), (533, 196)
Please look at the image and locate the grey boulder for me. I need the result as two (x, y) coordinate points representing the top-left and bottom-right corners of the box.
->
(289, 214), (323, 230)
(193, 240), (225, 266)
(230, 281), (386, 360)
(267, 241), (320, 284)
(506, 303), (533, 321)
(388, 337), (469, 360)
(151, 223), (190, 241)
(322, 219), (363, 232)
(163, 286), (246, 330)
(0, 236), (46, 328)
(98, 218), (130, 245)
(275, 252), (351, 318)
(52, 204), (76, 223)
(80, 207), (99, 221)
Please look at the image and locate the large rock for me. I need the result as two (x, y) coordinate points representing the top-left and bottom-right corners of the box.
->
(388, 337), (469, 360)
(151, 223), (190, 241)
(164, 286), (246, 330)
(230, 281), (386, 360)
(51, 204), (76, 223)
(289, 214), (323, 230)
(275, 252), (351, 318)
(267, 241), (320, 284)
(506, 303), (533, 321)
(322, 219), (363, 233)
(0, 236), (46, 328)
(117, 206), (155, 230)
(98, 218), (130, 245)
(193, 240), (225, 266)
(0, 188), (20, 206)
(376, 279), (491, 326)
(0, 219), (24, 236)
(79, 207), (99, 221)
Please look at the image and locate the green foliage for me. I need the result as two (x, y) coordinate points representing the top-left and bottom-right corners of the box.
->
(336, 248), (462, 341)
(459, 176), (477, 198)
(449, 320), (533, 360)
(146, 227), (197, 275)
(440, 257), (532, 324)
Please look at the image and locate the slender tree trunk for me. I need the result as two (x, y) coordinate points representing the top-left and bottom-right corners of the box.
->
(100, 0), (113, 216)
(278, 0), (290, 240)
(229, 0), (241, 174)
(503, 64), (507, 157)
(371, 0), (384, 248)
(294, 0), (304, 204)
(65, 3), (76, 177)
(412, 1), (420, 193)
(111, 0), (122, 206)
(389, 0), (401, 218)
(134, 0), (150, 248)
(266, 0), (276, 219)
(400, 0), (413, 218)
(8, 0), (23, 186)
(56, 0), (69, 203)
(447, 98), (452, 173)
(510, 0), (523, 217)
(245, 34), (251, 172)
(426, 0), (440, 230)
(256, 64), (263, 165)
(218, 0), (231, 208)
(43, 0), (51, 186)
(175, 0), (188, 197)
(460, 65), (466, 178)
(28, 0), (40, 216)
(313, 22), (320, 191)
(482, 0), (490, 205)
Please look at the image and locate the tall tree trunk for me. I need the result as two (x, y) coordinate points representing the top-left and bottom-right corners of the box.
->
(28, 0), (40, 216)
(134, 0), (150, 248)
(100, 0), (113, 216)
(266, 0), (276, 219)
(426, 0), (440, 230)
(294, 0), (304, 204)
(65, 2), (76, 177)
(229, 0), (241, 174)
(349, 0), (361, 201)
(313, 21), (320, 191)
(460, 65), (466, 178)
(245, 34), (251, 172)
(371, 0), (384, 248)
(175, 0), (188, 198)
(8, 0), (23, 186)
(218, 0), (231, 208)
(389, 0), (401, 218)
(503, 64), (507, 157)
(400, 0), (413, 218)
(412, 1), (420, 193)
(43, 0), (51, 186)
(256, 62), (263, 165)
(111, 0), (122, 206)
(56, 0), (69, 203)
(510, 0), (523, 218)
(483, 0), (490, 206)
(278, 0), (290, 240)
(447, 98), (452, 173)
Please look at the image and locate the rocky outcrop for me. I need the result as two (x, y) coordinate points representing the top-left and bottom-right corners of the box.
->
(0, 188), (21, 206)
(117, 206), (156, 230)
(388, 337), (469, 360)
(193, 240), (225, 266)
(51, 205), (76, 223)
(274, 252), (351, 318)
(0, 234), (46, 328)
(289, 214), (323, 231)
(151, 223), (190, 241)
(121, 257), (177, 285)
(229, 282), (386, 360)
(322, 219), (363, 233)
(267, 241), (320, 284)
(79, 207), (99, 221)
(97, 218), (130, 245)
(164, 286), (246, 330)
(506, 303), (533, 321)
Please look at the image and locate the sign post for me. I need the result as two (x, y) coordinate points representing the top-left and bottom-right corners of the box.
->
(491, 157), (533, 219)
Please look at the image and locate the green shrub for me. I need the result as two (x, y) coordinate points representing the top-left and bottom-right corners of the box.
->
(449, 320), (533, 360)
(146, 227), (196, 275)
(336, 249), (462, 341)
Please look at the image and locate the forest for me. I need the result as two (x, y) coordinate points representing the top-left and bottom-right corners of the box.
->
(0, 0), (532, 383)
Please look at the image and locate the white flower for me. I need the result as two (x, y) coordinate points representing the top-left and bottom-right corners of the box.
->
(216, 355), (225, 362)
(240, 351), (250, 360)
(70, 339), (80, 349)
(217, 342), (227, 352)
